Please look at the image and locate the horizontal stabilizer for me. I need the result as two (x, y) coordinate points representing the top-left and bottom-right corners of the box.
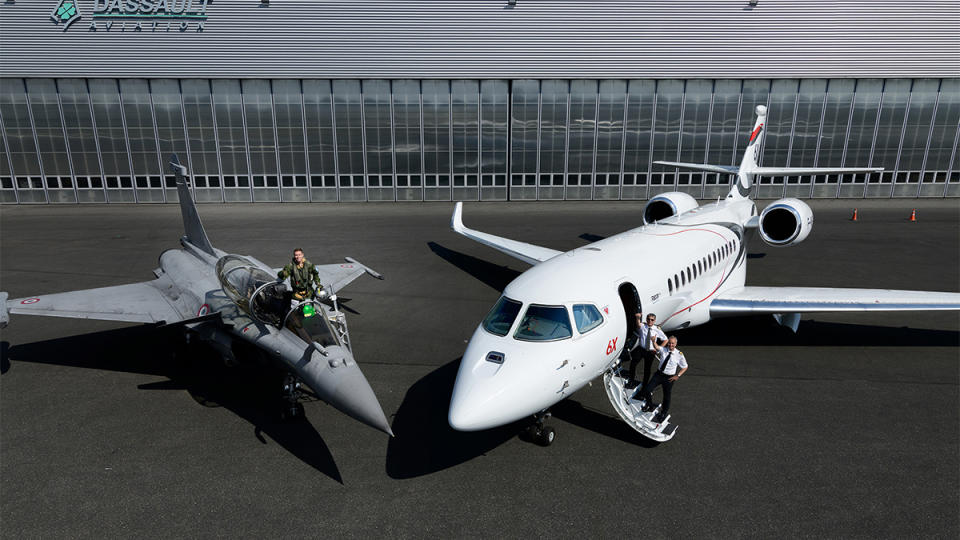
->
(752, 166), (883, 176)
(451, 202), (562, 265)
(711, 286), (960, 316)
(653, 161), (740, 175)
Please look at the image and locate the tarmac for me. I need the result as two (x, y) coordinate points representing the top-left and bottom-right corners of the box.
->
(1, 199), (958, 538)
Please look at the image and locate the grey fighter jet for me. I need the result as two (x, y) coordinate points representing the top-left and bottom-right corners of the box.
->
(0, 156), (393, 437)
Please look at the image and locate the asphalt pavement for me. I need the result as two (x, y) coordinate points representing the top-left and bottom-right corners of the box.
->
(1, 199), (958, 538)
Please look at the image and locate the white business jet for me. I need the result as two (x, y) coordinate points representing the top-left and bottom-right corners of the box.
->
(447, 105), (960, 445)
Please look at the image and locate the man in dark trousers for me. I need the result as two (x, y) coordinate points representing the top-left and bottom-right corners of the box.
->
(278, 248), (323, 302)
(633, 335), (688, 424)
(625, 312), (667, 389)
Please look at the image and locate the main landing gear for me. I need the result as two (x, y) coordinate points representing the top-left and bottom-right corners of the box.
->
(521, 410), (556, 447)
(279, 373), (305, 421)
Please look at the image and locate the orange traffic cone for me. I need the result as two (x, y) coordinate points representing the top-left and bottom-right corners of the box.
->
(909, 209), (917, 222)
(850, 208), (859, 221)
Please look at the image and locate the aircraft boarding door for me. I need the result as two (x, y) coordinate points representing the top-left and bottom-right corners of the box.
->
(617, 282), (641, 352)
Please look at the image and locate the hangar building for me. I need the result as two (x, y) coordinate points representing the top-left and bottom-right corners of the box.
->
(0, 0), (957, 203)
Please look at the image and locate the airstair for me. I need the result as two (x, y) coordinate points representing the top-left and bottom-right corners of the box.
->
(603, 364), (678, 442)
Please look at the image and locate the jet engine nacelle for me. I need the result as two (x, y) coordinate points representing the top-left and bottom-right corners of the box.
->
(642, 192), (699, 225)
(758, 198), (814, 247)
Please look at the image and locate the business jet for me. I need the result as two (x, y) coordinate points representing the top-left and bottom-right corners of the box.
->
(447, 105), (960, 445)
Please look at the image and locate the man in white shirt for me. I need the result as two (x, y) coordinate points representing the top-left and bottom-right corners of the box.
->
(633, 335), (688, 424)
(625, 312), (667, 389)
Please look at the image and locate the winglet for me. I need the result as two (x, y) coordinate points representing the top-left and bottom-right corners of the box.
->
(171, 155), (215, 257)
(0, 292), (9, 329)
(451, 201), (465, 233)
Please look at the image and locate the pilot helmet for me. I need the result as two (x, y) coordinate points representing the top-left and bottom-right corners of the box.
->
(302, 303), (316, 318)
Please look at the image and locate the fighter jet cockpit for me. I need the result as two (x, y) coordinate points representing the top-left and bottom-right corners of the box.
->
(283, 301), (341, 348)
(216, 255), (291, 327)
(216, 255), (346, 347)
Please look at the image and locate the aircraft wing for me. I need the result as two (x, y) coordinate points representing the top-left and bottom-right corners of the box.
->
(710, 286), (960, 315)
(451, 202), (562, 265)
(315, 257), (384, 294)
(1, 276), (185, 328)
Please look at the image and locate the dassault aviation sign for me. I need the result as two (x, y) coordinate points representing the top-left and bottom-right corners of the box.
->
(51, 0), (210, 32)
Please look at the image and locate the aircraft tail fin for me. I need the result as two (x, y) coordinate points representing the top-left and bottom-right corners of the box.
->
(729, 105), (769, 199)
(654, 105), (882, 200)
(170, 155), (215, 257)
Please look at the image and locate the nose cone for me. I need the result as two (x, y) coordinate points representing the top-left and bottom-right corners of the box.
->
(298, 347), (393, 436)
(448, 331), (550, 431)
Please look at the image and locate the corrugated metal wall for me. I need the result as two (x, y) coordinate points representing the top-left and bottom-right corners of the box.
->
(1, 1), (958, 79)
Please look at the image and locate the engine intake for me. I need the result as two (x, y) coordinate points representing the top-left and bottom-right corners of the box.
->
(758, 198), (813, 247)
(643, 192), (699, 225)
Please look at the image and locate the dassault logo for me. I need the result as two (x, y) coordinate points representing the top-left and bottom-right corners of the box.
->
(50, 1), (82, 30)
(51, 0), (210, 32)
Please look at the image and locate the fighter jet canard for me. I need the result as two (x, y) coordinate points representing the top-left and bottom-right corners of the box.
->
(0, 155), (393, 437)
(447, 105), (960, 445)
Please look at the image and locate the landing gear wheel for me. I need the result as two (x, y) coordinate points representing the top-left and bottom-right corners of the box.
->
(536, 426), (556, 446)
(521, 410), (555, 446)
(279, 373), (305, 421)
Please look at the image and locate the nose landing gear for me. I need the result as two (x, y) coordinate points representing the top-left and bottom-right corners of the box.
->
(521, 410), (556, 446)
(279, 373), (305, 421)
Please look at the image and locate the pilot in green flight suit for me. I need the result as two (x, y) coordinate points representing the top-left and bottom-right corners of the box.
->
(278, 248), (323, 301)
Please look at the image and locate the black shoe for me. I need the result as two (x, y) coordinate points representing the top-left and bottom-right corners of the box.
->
(653, 411), (667, 423)
(624, 380), (639, 390)
(641, 401), (657, 413)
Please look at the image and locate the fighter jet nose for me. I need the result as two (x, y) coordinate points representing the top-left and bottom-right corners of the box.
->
(299, 348), (393, 436)
(329, 362), (394, 436)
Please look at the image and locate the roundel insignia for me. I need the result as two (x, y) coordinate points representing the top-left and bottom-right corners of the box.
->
(20, 298), (40, 305)
(197, 303), (211, 316)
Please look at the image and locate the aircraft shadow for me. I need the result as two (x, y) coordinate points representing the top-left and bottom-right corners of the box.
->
(385, 358), (523, 479)
(678, 316), (960, 347)
(1, 326), (344, 483)
(427, 242), (521, 292)
(551, 399), (660, 448)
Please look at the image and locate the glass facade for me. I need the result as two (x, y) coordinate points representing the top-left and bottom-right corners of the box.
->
(1, 78), (957, 203)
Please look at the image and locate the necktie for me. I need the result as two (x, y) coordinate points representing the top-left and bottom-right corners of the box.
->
(647, 325), (654, 350)
(660, 351), (673, 373)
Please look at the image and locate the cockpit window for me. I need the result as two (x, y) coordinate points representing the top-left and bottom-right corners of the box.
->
(285, 301), (340, 347)
(482, 296), (523, 337)
(217, 254), (291, 327)
(514, 304), (572, 342)
(572, 304), (604, 334)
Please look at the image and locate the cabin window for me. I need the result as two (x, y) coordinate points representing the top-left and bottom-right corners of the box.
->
(668, 279), (673, 294)
(686, 267), (692, 282)
(572, 304), (604, 334)
(514, 304), (573, 341)
(482, 296), (523, 337)
(674, 274), (679, 290)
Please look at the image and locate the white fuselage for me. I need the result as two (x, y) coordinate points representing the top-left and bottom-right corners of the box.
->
(448, 198), (756, 431)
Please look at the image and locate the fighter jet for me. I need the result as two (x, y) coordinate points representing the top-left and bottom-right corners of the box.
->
(447, 105), (960, 445)
(0, 155), (393, 437)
